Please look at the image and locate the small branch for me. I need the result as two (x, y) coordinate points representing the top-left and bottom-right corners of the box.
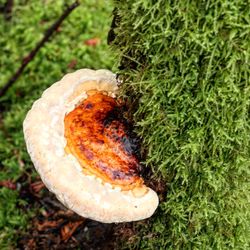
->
(4, 0), (14, 21)
(0, 0), (14, 20)
(0, 1), (79, 98)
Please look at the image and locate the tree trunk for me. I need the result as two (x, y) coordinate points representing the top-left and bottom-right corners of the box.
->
(110, 1), (250, 249)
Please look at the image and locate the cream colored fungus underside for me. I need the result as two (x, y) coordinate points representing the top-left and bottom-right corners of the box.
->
(23, 69), (159, 223)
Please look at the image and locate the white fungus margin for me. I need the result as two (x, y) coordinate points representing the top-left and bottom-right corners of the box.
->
(23, 69), (159, 223)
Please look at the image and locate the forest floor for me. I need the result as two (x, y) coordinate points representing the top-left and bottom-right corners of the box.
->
(0, 1), (136, 249)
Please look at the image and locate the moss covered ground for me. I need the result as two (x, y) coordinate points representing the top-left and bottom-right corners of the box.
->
(111, 0), (250, 249)
(0, 1), (115, 248)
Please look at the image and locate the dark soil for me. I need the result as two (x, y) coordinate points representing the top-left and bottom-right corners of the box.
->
(15, 174), (120, 250)
(13, 166), (165, 249)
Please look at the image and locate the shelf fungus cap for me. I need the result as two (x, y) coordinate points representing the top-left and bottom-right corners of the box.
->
(23, 69), (159, 223)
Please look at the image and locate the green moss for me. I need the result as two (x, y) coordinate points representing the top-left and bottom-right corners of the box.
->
(0, 0), (115, 247)
(0, 188), (30, 250)
(111, 0), (250, 249)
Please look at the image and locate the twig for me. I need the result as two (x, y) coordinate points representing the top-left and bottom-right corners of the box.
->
(41, 196), (68, 211)
(0, 1), (79, 98)
(4, 0), (13, 20)
(0, 0), (14, 20)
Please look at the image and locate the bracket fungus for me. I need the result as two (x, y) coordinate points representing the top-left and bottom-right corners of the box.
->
(23, 69), (159, 223)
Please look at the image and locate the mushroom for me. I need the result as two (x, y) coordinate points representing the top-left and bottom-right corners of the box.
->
(23, 69), (159, 223)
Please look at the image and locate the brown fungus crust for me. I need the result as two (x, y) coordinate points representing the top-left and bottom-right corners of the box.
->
(64, 92), (144, 191)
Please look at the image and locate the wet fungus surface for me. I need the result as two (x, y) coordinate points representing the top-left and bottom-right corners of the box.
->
(64, 93), (144, 190)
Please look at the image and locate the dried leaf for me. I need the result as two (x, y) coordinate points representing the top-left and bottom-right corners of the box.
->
(0, 180), (16, 190)
(36, 219), (63, 231)
(67, 59), (77, 69)
(26, 238), (36, 249)
(30, 181), (45, 193)
(61, 221), (83, 242)
(84, 37), (101, 46)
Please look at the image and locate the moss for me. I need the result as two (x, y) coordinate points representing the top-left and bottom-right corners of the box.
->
(111, 1), (250, 249)
(0, 0), (115, 247)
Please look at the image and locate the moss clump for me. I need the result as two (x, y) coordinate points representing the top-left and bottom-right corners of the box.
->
(111, 1), (250, 249)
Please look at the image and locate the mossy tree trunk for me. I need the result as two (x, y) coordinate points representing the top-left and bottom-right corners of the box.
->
(110, 1), (250, 249)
